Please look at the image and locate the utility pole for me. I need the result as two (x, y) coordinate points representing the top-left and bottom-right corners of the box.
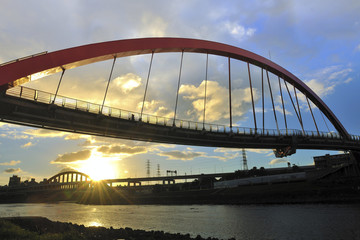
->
(242, 148), (248, 171)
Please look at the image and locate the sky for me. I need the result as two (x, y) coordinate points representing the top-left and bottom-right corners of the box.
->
(0, 0), (360, 185)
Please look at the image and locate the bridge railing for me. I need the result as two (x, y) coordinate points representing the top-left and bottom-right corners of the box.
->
(6, 86), (349, 141)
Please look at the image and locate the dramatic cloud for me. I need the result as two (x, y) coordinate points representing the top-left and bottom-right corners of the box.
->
(52, 149), (91, 164)
(4, 168), (22, 173)
(269, 158), (289, 165)
(158, 150), (204, 161)
(0, 160), (21, 166)
(64, 134), (90, 140)
(112, 73), (142, 94)
(179, 80), (258, 123)
(0, 0), (359, 185)
(97, 145), (147, 155)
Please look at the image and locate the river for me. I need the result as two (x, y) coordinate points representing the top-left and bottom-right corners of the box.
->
(1, 203), (360, 239)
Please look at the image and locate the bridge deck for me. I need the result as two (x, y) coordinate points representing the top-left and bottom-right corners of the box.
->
(1, 86), (360, 151)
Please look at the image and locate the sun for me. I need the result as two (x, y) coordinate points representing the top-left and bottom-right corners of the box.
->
(77, 155), (117, 181)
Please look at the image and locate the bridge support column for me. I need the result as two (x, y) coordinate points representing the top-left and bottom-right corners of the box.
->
(163, 179), (175, 185)
(349, 151), (360, 177)
(128, 181), (141, 186)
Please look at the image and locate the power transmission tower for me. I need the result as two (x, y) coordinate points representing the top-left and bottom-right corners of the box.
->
(146, 159), (150, 178)
(157, 164), (160, 177)
(242, 148), (248, 171)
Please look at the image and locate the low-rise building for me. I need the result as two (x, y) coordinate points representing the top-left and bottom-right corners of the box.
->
(8, 175), (21, 187)
(313, 153), (350, 169)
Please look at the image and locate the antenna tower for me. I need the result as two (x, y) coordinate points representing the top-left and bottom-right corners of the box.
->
(242, 148), (248, 171)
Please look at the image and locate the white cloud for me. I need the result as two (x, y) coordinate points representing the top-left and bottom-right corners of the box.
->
(0, 160), (21, 166)
(303, 65), (353, 100)
(24, 129), (68, 138)
(344, 77), (353, 84)
(52, 149), (91, 164)
(328, 68), (352, 81)
(275, 105), (293, 116)
(113, 73), (142, 94)
(304, 79), (335, 98)
(139, 14), (168, 37)
(247, 149), (273, 154)
(223, 21), (256, 41)
(158, 150), (204, 161)
(21, 142), (34, 148)
(269, 158), (289, 165)
(179, 80), (257, 123)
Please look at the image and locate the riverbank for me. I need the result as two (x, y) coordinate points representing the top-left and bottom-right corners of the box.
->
(0, 216), (232, 240)
(1, 180), (360, 205)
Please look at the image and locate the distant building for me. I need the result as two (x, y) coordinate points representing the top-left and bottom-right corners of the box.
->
(313, 153), (350, 169)
(9, 175), (21, 187)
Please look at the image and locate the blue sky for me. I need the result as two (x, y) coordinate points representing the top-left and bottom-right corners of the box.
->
(0, 0), (359, 184)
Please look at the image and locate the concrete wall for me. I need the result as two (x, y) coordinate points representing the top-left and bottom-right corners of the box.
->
(214, 172), (306, 189)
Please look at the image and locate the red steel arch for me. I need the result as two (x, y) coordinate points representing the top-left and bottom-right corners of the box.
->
(0, 37), (350, 139)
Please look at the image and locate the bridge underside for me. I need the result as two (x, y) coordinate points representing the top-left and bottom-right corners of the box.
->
(0, 93), (359, 151)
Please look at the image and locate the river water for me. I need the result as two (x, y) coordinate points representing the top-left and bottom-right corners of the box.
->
(1, 203), (360, 239)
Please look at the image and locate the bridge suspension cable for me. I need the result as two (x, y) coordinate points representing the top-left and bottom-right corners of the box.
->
(140, 51), (154, 120)
(202, 53), (208, 130)
(283, 79), (305, 134)
(247, 62), (257, 132)
(52, 68), (66, 104)
(307, 96), (320, 135)
(261, 68), (265, 134)
(173, 50), (184, 126)
(294, 86), (303, 126)
(278, 76), (288, 132)
(321, 111), (331, 133)
(266, 70), (280, 134)
(228, 57), (232, 130)
(101, 56), (117, 114)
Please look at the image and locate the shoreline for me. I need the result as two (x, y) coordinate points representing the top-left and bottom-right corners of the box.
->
(1, 181), (359, 205)
(0, 216), (232, 240)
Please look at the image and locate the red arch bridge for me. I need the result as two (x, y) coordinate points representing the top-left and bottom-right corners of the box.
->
(0, 38), (360, 158)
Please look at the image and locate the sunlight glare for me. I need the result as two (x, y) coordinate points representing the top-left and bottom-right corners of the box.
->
(78, 154), (117, 181)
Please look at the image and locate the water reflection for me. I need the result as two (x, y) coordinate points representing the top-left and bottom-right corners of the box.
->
(0, 203), (360, 239)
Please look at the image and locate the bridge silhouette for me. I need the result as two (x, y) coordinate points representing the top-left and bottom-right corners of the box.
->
(0, 38), (360, 158)
(44, 170), (235, 188)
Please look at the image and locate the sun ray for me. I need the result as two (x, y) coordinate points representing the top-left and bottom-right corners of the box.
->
(77, 151), (118, 181)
